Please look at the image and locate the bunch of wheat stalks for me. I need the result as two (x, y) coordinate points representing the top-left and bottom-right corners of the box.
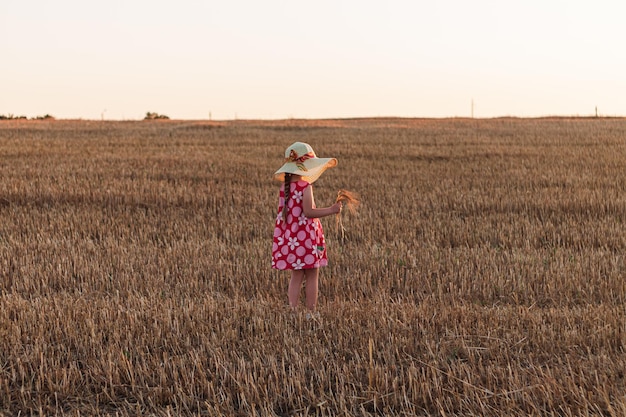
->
(335, 189), (360, 240)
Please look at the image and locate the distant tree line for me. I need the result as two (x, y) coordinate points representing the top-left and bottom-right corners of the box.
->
(144, 112), (169, 120)
(0, 114), (55, 120)
(1, 112), (174, 121)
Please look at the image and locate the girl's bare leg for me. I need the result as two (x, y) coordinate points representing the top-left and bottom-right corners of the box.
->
(288, 270), (306, 309)
(304, 268), (319, 311)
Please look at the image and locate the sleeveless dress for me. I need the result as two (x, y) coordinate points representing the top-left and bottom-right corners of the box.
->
(272, 180), (328, 270)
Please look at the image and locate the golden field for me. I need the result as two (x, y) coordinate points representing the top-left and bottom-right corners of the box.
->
(1, 117), (625, 416)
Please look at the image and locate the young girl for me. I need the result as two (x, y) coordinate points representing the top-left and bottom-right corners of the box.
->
(272, 142), (342, 312)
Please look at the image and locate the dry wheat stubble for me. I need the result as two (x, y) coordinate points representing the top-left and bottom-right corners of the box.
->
(1, 118), (626, 416)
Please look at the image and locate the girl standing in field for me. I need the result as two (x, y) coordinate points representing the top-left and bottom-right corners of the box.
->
(272, 142), (342, 312)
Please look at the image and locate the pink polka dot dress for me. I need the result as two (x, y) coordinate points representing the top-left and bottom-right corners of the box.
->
(272, 180), (328, 270)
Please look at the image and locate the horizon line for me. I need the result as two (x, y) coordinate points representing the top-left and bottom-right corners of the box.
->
(2, 114), (625, 122)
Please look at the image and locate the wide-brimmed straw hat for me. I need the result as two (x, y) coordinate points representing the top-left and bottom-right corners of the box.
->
(273, 142), (337, 183)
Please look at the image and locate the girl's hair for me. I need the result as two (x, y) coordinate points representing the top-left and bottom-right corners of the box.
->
(282, 173), (292, 222)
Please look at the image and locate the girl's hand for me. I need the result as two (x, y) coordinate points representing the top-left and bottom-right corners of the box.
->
(332, 202), (343, 214)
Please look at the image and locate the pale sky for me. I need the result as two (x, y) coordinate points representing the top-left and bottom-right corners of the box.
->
(2, 0), (624, 120)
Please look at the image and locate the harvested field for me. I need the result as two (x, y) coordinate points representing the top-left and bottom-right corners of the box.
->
(1, 117), (625, 416)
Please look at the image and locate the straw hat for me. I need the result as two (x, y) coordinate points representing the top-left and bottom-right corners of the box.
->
(273, 142), (337, 183)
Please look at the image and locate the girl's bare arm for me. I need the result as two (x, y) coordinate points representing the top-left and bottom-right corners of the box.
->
(302, 184), (342, 218)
